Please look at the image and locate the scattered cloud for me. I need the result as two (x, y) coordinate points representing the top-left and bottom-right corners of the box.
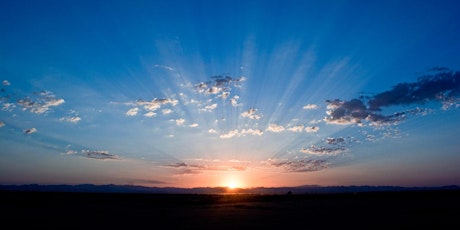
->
(24, 128), (37, 134)
(189, 123), (199, 128)
(200, 103), (217, 112)
(230, 95), (241, 107)
(59, 116), (81, 123)
(241, 108), (261, 120)
(193, 75), (245, 100)
(266, 158), (329, 172)
(162, 109), (172, 115)
(17, 91), (65, 114)
(2, 80), (10, 86)
(0, 121), (5, 127)
(324, 69), (460, 126)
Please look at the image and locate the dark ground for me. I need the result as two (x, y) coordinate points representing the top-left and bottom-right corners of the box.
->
(2, 190), (459, 229)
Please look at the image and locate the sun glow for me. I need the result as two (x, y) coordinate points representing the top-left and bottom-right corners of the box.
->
(224, 176), (242, 189)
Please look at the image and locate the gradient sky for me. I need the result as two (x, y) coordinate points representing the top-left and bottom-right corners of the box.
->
(1, 0), (460, 188)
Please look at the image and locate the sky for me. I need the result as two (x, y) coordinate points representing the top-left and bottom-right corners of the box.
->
(1, 0), (460, 188)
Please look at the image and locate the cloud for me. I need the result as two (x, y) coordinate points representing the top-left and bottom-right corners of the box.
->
(24, 128), (37, 134)
(324, 69), (460, 126)
(266, 158), (329, 172)
(0, 121), (5, 127)
(17, 91), (65, 114)
(219, 128), (263, 139)
(154, 64), (174, 71)
(208, 129), (217, 134)
(144, 111), (156, 117)
(189, 123), (199, 128)
(241, 108), (261, 120)
(266, 124), (285, 133)
(230, 95), (241, 107)
(2, 80), (10, 86)
(300, 145), (346, 156)
(193, 75), (245, 99)
(303, 104), (318, 110)
(175, 118), (185, 125)
(165, 159), (248, 174)
(200, 103), (217, 112)
(162, 109), (172, 115)
(126, 107), (139, 116)
(287, 125), (304, 132)
(59, 116), (82, 123)
(305, 126), (320, 133)
(67, 149), (119, 160)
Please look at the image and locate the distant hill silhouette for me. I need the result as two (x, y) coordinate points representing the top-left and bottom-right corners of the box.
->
(1, 184), (459, 194)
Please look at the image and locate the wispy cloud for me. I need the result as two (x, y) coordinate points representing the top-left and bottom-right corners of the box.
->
(300, 145), (346, 156)
(126, 107), (139, 116)
(2, 80), (10, 86)
(59, 116), (82, 123)
(266, 158), (329, 172)
(0, 121), (5, 127)
(66, 149), (119, 160)
(303, 104), (318, 110)
(154, 64), (174, 71)
(305, 126), (320, 133)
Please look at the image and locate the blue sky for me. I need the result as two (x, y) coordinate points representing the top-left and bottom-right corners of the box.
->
(1, 0), (460, 188)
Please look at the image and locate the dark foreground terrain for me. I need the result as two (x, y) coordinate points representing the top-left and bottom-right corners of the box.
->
(2, 190), (459, 229)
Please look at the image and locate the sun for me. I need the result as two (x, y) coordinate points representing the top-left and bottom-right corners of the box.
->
(224, 176), (242, 189)
(227, 181), (238, 189)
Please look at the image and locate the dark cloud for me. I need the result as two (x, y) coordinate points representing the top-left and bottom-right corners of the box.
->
(24, 128), (37, 134)
(325, 69), (460, 126)
(267, 159), (329, 172)
(80, 150), (118, 160)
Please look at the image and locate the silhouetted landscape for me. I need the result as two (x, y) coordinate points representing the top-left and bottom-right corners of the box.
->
(2, 184), (459, 229)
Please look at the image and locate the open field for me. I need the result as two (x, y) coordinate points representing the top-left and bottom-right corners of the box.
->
(2, 190), (459, 229)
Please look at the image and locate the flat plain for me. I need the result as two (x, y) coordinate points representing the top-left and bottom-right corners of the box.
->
(2, 190), (459, 229)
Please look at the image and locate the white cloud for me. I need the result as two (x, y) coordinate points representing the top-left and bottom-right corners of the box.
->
(303, 104), (318, 110)
(162, 109), (172, 115)
(241, 108), (261, 120)
(0, 121), (5, 127)
(266, 124), (285, 133)
(2, 80), (10, 86)
(17, 91), (65, 114)
(175, 118), (185, 125)
(219, 128), (263, 139)
(305, 126), (320, 133)
(154, 64), (174, 71)
(59, 116), (81, 123)
(189, 123), (199, 128)
(126, 107), (139, 116)
(144, 111), (156, 117)
(208, 129), (217, 134)
(200, 103), (217, 112)
(230, 95), (241, 107)
(287, 125), (304, 132)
